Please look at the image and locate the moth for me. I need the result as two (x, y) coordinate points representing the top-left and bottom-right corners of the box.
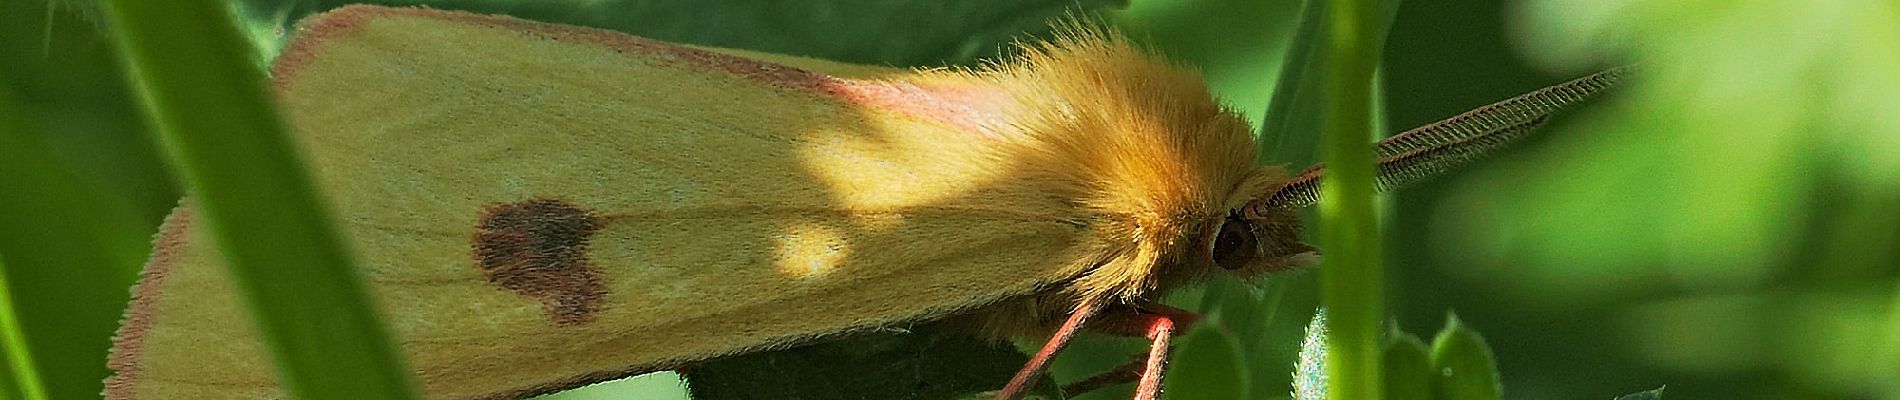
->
(103, 5), (1622, 400)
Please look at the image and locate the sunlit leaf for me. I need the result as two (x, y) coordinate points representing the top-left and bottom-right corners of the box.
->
(1428, 314), (1499, 400)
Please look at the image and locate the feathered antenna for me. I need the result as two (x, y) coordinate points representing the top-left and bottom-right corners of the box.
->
(1250, 67), (1629, 214)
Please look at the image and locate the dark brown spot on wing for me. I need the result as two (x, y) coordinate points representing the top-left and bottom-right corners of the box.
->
(474, 198), (606, 325)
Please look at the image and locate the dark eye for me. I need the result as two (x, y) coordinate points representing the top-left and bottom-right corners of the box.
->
(1209, 215), (1256, 270)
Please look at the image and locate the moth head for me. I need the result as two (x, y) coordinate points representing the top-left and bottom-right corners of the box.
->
(1190, 67), (1626, 282)
(1196, 204), (1319, 279)
(1198, 68), (1628, 279)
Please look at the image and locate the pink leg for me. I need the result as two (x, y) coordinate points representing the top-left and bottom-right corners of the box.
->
(1060, 358), (1145, 395)
(1058, 303), (1199, 399)
(1133, 314), (1176, 400)
(995, 298), (1106, 400)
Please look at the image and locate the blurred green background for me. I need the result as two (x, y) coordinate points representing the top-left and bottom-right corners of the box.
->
(2, 0), (1895, 399)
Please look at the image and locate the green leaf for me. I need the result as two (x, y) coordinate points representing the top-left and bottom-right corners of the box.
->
(1428, 315), (1500, 400)
(531, 372), (689, 400)
(1612, 387), (1664, 400)
(681, 323), (1049, 400)
(1163, 325), (1251, 400)
(95, 0), (420, 398)
(1382, 331), (1433, 400)
(1618, 386), (1664, 400)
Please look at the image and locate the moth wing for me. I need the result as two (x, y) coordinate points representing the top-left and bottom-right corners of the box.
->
(106, 6), (1102, 399)
(690, 46), (914, 79)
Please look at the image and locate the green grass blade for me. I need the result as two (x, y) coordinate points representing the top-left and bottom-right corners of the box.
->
(1256, 0), (1399, 166)
(93, 0), (420, 398)
(1255, 0), (1328, 165)
(0, 256), (48, 400)
(1318, 0), (1391, 398)
(0, 70), (149, 400)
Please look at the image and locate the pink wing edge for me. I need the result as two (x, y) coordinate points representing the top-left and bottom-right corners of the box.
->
(272, 5), (1007, 135)
(103, 205), (192, 400)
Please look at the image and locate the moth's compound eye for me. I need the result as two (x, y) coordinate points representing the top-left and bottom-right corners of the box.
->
(1208, 215), (1258, 270)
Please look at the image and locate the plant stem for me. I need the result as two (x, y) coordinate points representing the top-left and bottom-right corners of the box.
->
(94, 0), (420, 398)
(1320, 0), (1384, 398)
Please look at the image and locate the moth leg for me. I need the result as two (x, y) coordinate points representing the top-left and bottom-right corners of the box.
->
(1105, 303), (1194, 400)
(1059, 356), (1144, 395)
(1062, 303), (1201, 399)
(1130, 310), (1178, 400)
(996, 298), (1107, 400)
(1096, 302), (1200, 335)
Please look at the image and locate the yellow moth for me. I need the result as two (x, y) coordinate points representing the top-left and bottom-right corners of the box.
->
(103, 5), (1622, 400)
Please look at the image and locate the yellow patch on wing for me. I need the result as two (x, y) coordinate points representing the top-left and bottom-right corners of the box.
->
(770, 221), (850, 279)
